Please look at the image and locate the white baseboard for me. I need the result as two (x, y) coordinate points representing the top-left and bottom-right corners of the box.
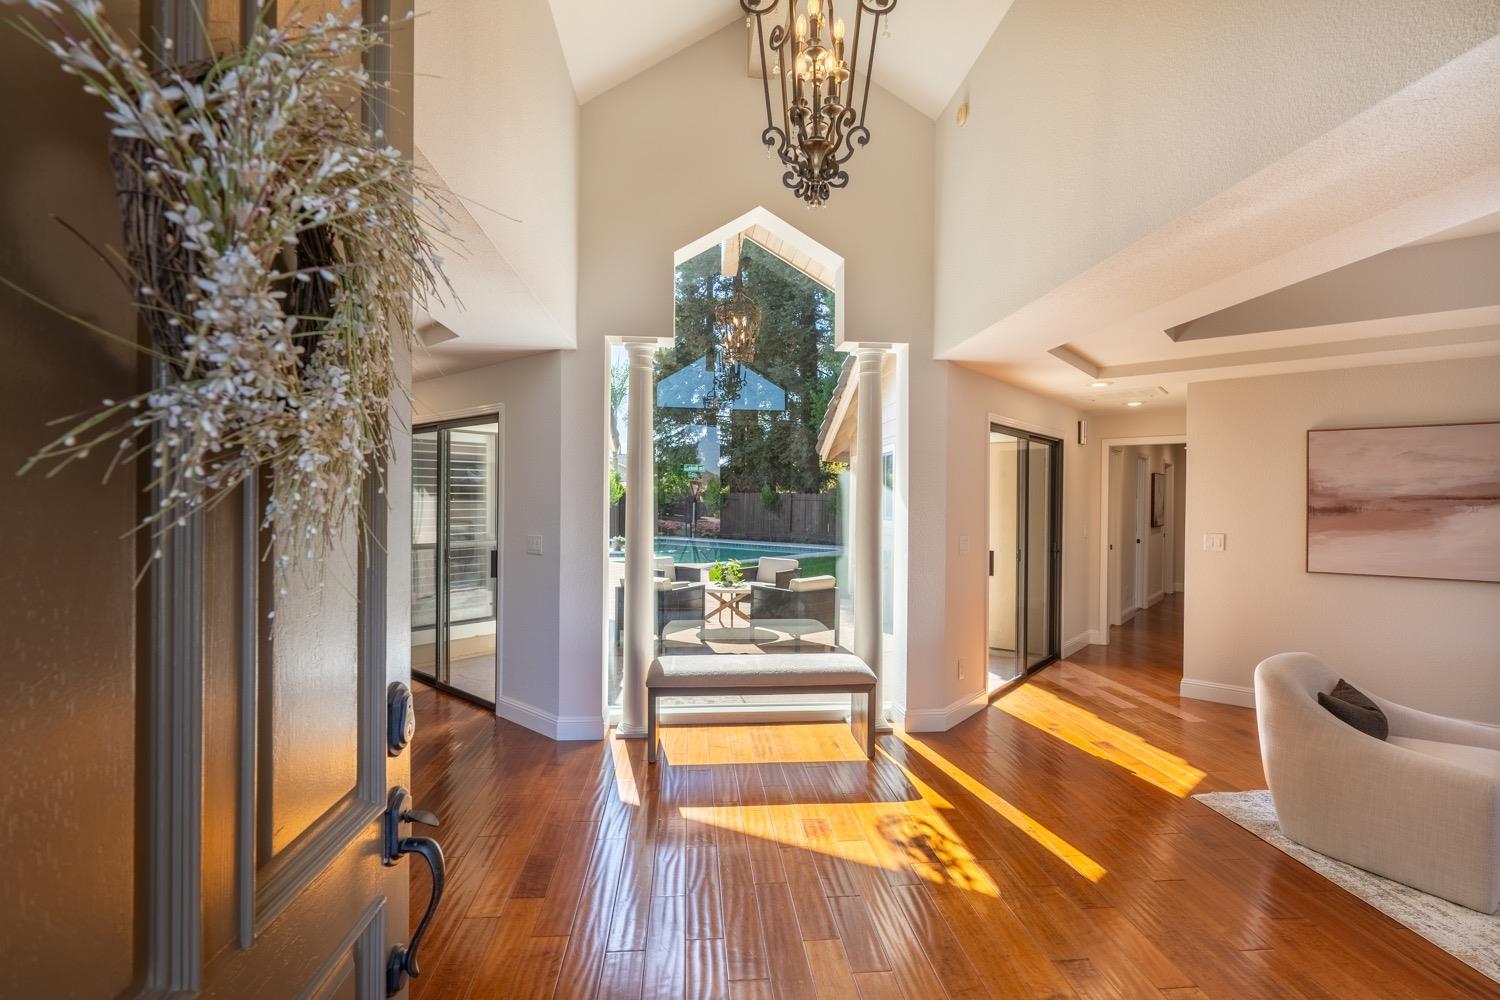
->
(1179, 677), (1255, 709)
(1062, 631), (1093, 658)
(1146, 589), (1165, 608)
(903, 689), (988, 733)
(1174, 581), (1185, 592)
(497, 694), (605, 742)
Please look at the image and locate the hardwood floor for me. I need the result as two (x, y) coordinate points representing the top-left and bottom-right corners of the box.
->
(408, 595), (1493, 998)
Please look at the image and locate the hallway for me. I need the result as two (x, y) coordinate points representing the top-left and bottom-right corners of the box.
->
(407, 596), (1492, 998)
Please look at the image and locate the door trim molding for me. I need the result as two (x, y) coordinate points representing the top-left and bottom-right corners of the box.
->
(144, 368), (205, 994)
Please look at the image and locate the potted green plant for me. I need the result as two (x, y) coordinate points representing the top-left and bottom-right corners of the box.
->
(708, 559), (744, 587)
(609, 535), (625, 553)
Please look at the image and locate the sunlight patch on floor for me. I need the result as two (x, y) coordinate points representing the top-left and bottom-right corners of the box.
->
(890, 735), (1108, 884)
(674, 800), (1002, 898)
(994, 683), (1207, 797)
(649, 721), (870, 766)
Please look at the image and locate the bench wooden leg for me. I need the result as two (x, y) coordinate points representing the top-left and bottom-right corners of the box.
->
(647, 690), (658, 764)
(850, 686), (874, 759)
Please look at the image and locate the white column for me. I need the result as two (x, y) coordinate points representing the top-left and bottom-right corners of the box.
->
(852, 346), (889, 730)
(620, 341), (656, 738)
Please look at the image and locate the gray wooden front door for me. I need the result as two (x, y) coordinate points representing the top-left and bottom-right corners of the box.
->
(0, 0), (420, 996)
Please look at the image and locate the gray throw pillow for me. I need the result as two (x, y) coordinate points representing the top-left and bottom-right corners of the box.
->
(1317, 678), (1389, 740)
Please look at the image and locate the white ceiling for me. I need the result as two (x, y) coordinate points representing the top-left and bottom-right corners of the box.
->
(546, 0), (1013, 117)
(947, 42), (1500, 415)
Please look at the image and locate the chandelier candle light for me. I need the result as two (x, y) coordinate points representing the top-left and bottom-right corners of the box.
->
(742, 0), (896, 207)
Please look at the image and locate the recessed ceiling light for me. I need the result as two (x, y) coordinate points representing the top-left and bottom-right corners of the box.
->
(1126, 401), (1144, 407)
(1089, 380), (1111, 388)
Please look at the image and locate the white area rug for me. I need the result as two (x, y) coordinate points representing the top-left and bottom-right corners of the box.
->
(1194, 790), (1499, 984)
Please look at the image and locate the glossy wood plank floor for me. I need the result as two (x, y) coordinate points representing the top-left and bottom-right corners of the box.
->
(408, 596), (1494, 999)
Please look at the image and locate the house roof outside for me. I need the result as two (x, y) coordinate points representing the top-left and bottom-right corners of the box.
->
(657, 354), (787, 412)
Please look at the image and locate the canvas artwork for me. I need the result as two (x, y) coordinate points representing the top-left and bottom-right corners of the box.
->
(1306, 422), (1500, 583)
(1151, 472), (1166, 528)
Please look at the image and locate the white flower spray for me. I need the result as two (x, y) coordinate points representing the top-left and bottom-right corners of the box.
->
(6, 0), (449, 585)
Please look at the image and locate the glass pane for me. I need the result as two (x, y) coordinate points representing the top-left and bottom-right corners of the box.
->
(445, 425), (498, 702)
(410, 430), (439, 682)
(608, 237), (847, 714)
(988, 431), (1022, 686)
(1025, 438), (1054, 669)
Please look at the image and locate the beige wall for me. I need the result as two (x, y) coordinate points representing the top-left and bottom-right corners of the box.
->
(934, 366), (1094, 725)
(414, 353), (579, 732)
(414, 0), (578, 346)
(579, 23), (934, 350)
(1184, 358), (1500, 723)
(932, 0), (1499, 355)
(573, 22), (967, 727)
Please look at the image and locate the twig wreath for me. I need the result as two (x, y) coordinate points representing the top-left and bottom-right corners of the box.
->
(5, 0), (448, 582)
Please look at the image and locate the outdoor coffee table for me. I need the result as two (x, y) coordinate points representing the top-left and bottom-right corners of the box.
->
(705, 584), (751, 628)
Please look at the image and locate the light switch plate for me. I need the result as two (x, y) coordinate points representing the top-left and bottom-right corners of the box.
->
(526, 534), (543, 555)
(1203, 532), (1226, 552)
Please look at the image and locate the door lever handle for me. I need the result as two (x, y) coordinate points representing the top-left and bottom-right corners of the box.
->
(383, 786), (440, 863)
(383, 787), (447, 996)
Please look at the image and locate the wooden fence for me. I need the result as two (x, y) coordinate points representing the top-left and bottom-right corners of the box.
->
(718, 491), (839, 544)
(623, 491), (840, 545)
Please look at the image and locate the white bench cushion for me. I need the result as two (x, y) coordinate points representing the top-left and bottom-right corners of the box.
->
(787, 575), (835, 592)
(648, 653), (874, 690)
(755, 557), (799, 583)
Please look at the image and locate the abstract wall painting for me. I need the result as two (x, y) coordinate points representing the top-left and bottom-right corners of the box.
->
(1151, 472), (1166, 528)
(1306, 422), (1500, 584)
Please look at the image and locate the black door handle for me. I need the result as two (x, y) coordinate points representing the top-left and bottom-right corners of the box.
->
(383, 787), (446, 996)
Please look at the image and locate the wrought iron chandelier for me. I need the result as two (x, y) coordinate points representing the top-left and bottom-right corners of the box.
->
(742, 0), (896, 207)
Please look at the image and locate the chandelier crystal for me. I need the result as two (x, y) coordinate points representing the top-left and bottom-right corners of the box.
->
(742, 0), (897, 207)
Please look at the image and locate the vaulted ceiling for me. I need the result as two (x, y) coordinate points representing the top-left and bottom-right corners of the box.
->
(545, 0), (1013, 117)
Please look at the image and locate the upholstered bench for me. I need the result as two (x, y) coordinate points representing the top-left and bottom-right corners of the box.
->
(646, 653), (877, 764)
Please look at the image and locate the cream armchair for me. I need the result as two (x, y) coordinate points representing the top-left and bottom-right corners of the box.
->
(1254, 652), (1500, 913)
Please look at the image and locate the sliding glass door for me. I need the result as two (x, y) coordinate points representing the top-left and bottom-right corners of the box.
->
(411, 415), (500, 706)
(988, 425), (1062, 687)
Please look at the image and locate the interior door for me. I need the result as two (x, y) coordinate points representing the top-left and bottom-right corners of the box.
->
(1, 0), (438, 995)
(1023, 436), (1060, 670)
(987, 425), (1063, 685)
(1133, 455), (1149, 614)
(410, 415), (500, 706)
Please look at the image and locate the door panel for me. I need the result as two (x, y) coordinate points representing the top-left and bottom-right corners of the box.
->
(3, 0), (423, 995)
(411, 431), (440, 683)
(988, 425), (1063, 684)
(443, 425), (499, 704)
(1024, 438), (1056, 670)
(0, 0), (145, 993)
(264, 517), (363, 857)
(412, 416), (500, 706)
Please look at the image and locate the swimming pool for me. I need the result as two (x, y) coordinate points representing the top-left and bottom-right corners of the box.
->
(608, 537), (842, 564)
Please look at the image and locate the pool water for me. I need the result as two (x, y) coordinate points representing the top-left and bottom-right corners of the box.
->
(608, 537), (841, 564)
